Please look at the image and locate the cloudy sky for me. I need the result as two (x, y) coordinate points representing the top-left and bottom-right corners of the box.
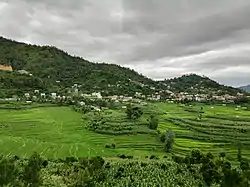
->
(0, 0), (250, 86)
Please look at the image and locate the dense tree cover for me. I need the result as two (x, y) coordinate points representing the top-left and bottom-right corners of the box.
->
(1, 151), (250, 186)
(0, 37), (245, 98)
(125, 104), (143, 120)
(0, 71), (47, 97)
(0, 36), (161, 97)
(148, 114), (159, 130)
(163, 129), (175, 152)
(172, 150), (250, 187)
(234, 96), (250, 105)
(159, 74), (244, 96)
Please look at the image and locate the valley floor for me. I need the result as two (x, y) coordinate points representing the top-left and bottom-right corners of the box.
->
(0, 106), (163, 158)
(0, 103), (250, 161)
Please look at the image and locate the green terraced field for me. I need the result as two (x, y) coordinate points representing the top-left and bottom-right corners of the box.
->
(156, 103), (250, 160)
(1, 103), (250, 160)
(0, 107), (164, 158)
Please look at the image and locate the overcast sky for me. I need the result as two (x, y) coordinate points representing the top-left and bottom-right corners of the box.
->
(0, 0), (250, 86)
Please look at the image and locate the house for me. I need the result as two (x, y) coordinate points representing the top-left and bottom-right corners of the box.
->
(79, 101), (85, 106)
(24, 93), (30, 98)
(51, 93), (57, 99)
(34, 90), (39, 94)
(92, 92), (102, 99)
(40, 93), (46, 98)
(18, 70), (29, 75)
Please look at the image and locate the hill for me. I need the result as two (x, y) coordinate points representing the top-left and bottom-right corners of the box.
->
(158, 74), (244, 96)
(240, 85), (250, 93)
(0, 36), (160, 97)
(0, 36), (245, 98)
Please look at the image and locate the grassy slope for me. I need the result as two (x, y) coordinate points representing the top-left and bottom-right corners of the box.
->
(156, 102), (250, 161)
(1, 103), (250, 160)
(0, 107), (163, 158)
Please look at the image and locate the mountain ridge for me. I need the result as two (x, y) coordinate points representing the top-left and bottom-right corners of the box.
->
(0, 36), (245, 98)
(239, 85), (250, 93)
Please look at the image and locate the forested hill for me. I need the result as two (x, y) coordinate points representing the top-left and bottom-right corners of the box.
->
(0, 36), (245, 97)
(158, 74), (244, 95)
(0, 36), (160, 96)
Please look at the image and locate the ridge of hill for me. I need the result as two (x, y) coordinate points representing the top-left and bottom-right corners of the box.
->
(239, 85), (250, 93)
(158, 74), (244, 96)
(0, 36), (245, 98)
(0, 36), (160, 97)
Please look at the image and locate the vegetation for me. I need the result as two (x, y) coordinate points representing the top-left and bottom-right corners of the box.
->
(125, 104), (143, 120)
(148, 114), (159, 130)
(85, 107), (157, 135)
(159, 73), (244, 96)
(0, 37), (246, 98)
(0, 106), (164, 158)
(1, 150), (250, 186)
(163, 129), (175, 152)
(0, 36), (160, 97)
(0, 71), (47, 98)
(156, 102), (250, 160)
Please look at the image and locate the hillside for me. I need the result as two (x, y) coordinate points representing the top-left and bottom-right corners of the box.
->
(0, 36), (245, 98)
(0, 36), (160, 97)
(240, 85), (250, 93)
(158, 74), (244, 96)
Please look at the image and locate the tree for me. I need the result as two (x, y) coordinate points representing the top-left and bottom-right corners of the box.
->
(126, 104), (143, 120)
(164, 129), (175, 152)
(23, 152), (43, 187)
(237, 148), (242, 162)
(148, 114), (159, 130)
(0, 156), (17, 186)
(219, 152), (226, 160)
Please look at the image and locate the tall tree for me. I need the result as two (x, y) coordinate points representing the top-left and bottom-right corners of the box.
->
(164, 129), (175, 152)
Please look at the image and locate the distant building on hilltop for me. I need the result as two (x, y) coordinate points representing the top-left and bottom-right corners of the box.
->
(0, 64), (13, 71)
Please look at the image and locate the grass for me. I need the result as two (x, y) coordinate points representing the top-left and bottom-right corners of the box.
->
(0, 106), (164, 158)
(1, 102), (250, 160)
(155, 102), (250, 160)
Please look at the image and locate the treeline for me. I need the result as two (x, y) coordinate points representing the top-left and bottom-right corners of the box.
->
(172, 149), (250, 187)
(1, 150), (250, 186)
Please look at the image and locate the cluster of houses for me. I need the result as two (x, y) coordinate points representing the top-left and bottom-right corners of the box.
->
(167, 92), (242, 102)
(19, 88), (244, 104)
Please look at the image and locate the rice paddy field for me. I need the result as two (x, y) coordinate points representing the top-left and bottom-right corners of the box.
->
(156, 103), (250, 161)
(0, 106), (163, 158)
(0, 102), (250, 160)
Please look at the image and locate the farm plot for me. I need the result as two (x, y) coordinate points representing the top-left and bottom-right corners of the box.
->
(156, 103), (250, 160)
(0, 107), (164, 158)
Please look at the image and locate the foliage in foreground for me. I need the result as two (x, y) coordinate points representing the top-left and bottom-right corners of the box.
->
(1, 151), (250, 187)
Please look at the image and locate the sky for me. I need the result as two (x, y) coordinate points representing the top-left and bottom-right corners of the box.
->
(0, 0), (250, 87)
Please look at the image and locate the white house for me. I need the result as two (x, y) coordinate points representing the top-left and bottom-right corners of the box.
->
(79, 101), (85, 106)
(51, 93), (57, 99)
(40, 93), (46, 98)
(24, 93), (30, 98)
(34, 90), (39, 94)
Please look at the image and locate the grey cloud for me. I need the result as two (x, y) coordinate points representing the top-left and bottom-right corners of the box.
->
(0, 0), (249, 86)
